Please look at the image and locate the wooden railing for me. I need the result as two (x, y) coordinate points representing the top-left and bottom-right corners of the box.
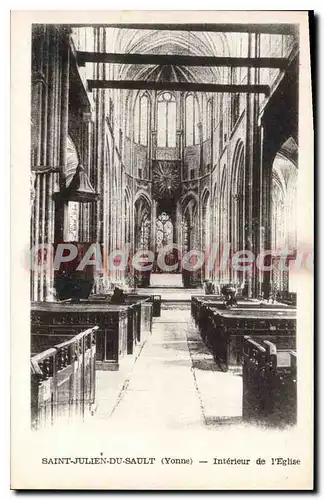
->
(242, 336), (297, 426)
(30, 326), (98, 430)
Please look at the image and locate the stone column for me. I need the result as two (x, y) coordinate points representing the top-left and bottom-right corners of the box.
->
(43, 26), (57, 300)
(176, 201), (182, 266)
(260, 124), (277, 299)
(80, 111), (93, 242)
(251, 33), (263, 297)
(151, 200), (157, 256)
(198, 122), (203, 175)
(176, 130), (182, 159)
(151, 131), (157, 160)
(31, 26), (46, 168)
(54, 29), (71, 244)
(244, 32), (261, 298)
(30, 27), (45, 301)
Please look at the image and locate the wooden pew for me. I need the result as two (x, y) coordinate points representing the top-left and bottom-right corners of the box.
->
(191, 295), (223, 325)
(242, 336), (297, 426)
(191, 296), (295, 373)
(208, 308), (296, 372)
(30, 326), (98, 430)
(31, 295), (153, 370)
(32, 301), (135, 370)
(193, 302), (296, 372)
(89, 293), (153, 341)
(125, 295), (153, 339)
(191, 296), (289, 328)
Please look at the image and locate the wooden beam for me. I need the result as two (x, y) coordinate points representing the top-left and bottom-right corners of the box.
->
(68, 23), (298, 35)
(77, 51), (287, 69)
(87, 79), (270, 95)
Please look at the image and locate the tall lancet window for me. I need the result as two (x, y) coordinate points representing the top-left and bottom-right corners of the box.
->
(185, 93), (200, 146)
(206, 99), (212, 139)
(134, 98), (140, 143)
(140, 94), (148, 146)
(157, 92), (176, 147)
(133, 93), (149, 145)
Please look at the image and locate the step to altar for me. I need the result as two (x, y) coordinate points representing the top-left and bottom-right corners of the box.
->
(138, 286), (204, 302)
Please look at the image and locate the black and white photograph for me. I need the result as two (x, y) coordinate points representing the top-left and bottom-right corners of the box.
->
(11, 10), (314, 490)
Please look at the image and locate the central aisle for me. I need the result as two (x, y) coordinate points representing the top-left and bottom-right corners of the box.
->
(46, 307), (300, 491)
(96, 306), (242, 431)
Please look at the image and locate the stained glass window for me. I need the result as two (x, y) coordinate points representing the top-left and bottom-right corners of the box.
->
(139, 215), (150, 250)
(185, 93), (200, 146)
(156, 212), (174, 250)
(140, 95), (148, 146)
(134, 93), (149, 146)
(134, 98), (139, 142)
(206, 100), (212, 139)
(157, 93), (176, 147)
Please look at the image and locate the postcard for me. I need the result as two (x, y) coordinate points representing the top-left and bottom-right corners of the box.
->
(11, 9), (314, 490)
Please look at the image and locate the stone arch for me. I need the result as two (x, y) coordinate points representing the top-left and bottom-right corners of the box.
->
(180, 190), (199, 206)
(134, 190), (152, 208)
(132, 90), (153, 146)
(270, 136), (298, 294)
(181, 193), (199, 254)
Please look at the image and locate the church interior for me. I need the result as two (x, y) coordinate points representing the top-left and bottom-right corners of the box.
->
(30, 23), (299, 431)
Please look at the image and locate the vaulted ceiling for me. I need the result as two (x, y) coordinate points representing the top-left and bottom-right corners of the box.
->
(108, 28), (242, 83)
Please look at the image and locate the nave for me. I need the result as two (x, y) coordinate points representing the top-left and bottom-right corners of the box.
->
(30, 22), (300, 435)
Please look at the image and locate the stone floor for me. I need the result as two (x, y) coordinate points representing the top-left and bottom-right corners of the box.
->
(95, 305), (242, 431)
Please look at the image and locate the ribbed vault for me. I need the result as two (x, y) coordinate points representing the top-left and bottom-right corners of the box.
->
(111, 29), (234, 83)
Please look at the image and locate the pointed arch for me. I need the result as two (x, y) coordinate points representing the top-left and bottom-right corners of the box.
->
(206, 98), (213, 140)
(181, 192), (199, 254)
(157, 91), (177, 147)
(132, 91), (152, 146)
(180, 190), (199, 206)
(134, 190), (152, 208)
(185, 92), (201, 146)
(134, 192), (151, 252)
(270, 136), (298, 294)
